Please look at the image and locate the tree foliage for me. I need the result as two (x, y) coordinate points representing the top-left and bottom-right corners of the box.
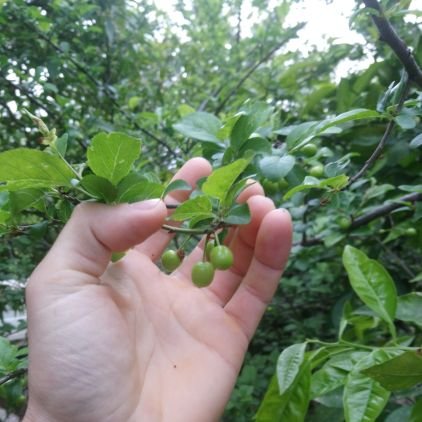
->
(0, 0), (422, 419)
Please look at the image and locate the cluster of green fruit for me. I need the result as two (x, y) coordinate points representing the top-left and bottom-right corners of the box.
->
(161, 241), (234, 287)
(301, 143), (325, 178)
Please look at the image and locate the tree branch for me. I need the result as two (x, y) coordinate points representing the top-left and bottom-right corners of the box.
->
(362, 0), (422, 87)
(351, 191), (422, 228)
(214, 25), (303, 114)
(0, 368), (27, 386)
(347, 78), (410, 186)
(298, 191), (422, 247)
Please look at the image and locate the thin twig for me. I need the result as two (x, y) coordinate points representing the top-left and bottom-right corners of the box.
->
(347, 79), (410, 186)
(376, 239), (415, 279)
(214, 24), (303, 114)
(0, 368), (27, 386)
(362, 0), (422, 87)
(162, 224), (211, 235)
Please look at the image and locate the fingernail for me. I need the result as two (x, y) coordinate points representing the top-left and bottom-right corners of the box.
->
(131, 199), (161, 210)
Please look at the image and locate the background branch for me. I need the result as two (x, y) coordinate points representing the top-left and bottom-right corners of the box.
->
(362, 0), (422, 87)
(299, 191), (422, 247)
(0, 368), (27, 386)
(214, 25), (303, 114)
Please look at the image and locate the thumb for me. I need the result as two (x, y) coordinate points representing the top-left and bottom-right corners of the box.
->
(32, 199), (167, 281)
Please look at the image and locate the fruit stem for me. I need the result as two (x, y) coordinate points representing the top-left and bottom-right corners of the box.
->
(162, 224), (211, 235)
(203, 233), (212, 261)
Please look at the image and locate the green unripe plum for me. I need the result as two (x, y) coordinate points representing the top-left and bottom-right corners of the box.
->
(162, 250), (181, 272)
(301, 143), (317, 157)
(111, 251), (126, 262)
(262, 179), (279, 195)
(405, 227), (417, 237)
(338, 217), (351, 230)
(278, 178), (289, 190)
(309, 164), (324, 178)
(210, 245), (234, 270)
(192, 261), (215, 287)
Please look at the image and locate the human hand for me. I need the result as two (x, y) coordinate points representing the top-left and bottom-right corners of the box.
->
(23, 158), (292, 422)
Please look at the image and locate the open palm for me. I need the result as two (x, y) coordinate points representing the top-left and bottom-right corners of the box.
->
(24, 158), (292, 422)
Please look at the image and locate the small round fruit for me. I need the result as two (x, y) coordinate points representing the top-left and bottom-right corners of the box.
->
(309, 164), (324, 178)
(301, 143), (317, 157)
(405, 227), (417, 237)
(262, 179), (279, 195)
(192, 261), (215, 287)
(111, 251), (126, 262)
(162, 250), (181, 272)
(205, 241), (215, 260)
(338, 217), (351, 230)
(210, 245), (234, 270)
(278, 178), (289, 190)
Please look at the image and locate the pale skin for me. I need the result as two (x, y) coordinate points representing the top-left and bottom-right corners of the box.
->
(23, 158), (292, 422)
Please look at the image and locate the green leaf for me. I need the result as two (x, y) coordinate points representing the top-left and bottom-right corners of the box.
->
(221, 178), (249, 208)
(311, 363), (348, 399)
(0, 148), (74, 191)
(223, 203), (251, 225)
(342, 246), (397, 337)
(319, 174), (349, 190)
(116, 173), (163, 203)
(170, 195), (213, 221)
(238, 137), (272, 155)
(258, 155), (296, 181)
(362, 351), (422, 391)
(256, 363), (311, 422)
(283, 176), (320, 199)
(283, 174), (348, 200)
(87, 132), (141, 185)
(410, 397), (422, 422)
(396, 292), (422, 325)
(239, 101), (274, 126)
(277, 342), (307, 395)
(343, 371), (390, 422)
(81, 174), (117, 203)
(385, 406), (413, 422)
(0, 209), (10, 224)
(9, 189), (45, 214)
(230, 114), (257, 150)
(202, 159), (249, 202)
(409, 133), (422, 149)
(327, 109), (380, 127)
(178, 104), (195, 117)
(55, 133), (68, 156)
(287, 109), (380, 151)
(0, 337), (20, 373)
(394, 110), (417, 130)
(398, 184), (422, 194)
(173, 112), (222, 143)
(343, 349), (399, 422)
(162, 179), (191, 199)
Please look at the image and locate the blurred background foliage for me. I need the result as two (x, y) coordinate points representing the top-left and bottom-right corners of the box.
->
(0, 0), (421, 419)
